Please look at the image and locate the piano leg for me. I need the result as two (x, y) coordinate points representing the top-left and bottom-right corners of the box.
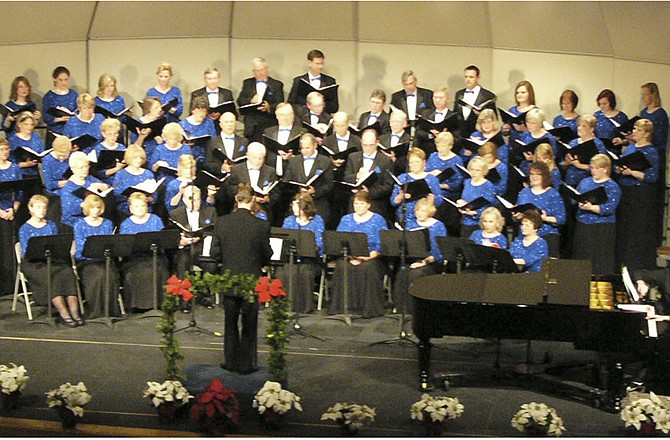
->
(418, 339), (434, 391)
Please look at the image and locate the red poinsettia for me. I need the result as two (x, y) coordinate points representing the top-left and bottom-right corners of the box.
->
(255, 276), (286, 303)
(165, 275), (194, 302)
(191, 378), (240, 425)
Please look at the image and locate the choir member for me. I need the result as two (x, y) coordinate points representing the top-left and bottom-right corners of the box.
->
(275, 193), (325, 314)
(262, 102), (304, 177)
(469, 207), (508, 249)
(594, 89), (628, 151)
(42, 66), (79, 136)
(519, 108), (557, 156)
(514, 162), (565, 258)
(552, 89), (580, 134)
(41, 136), (72, 227)
(73, 194), (120, 319)
(390, 70), (434, 123)
(190, 66), (234, 124)
(453, 65), (497, 139)
(150, 122), (192, 186)
(533, 143), (562, 190)
(329, 190), (388, 318)
(237, 57), (285, 143)
(640, 82), (669, 153)
(165, 154), (214, 212)
(60, 151), (110, 231)
(458, 156), (497, 239)
(204, 111), (248, 176)
(146, 62), (183, 123)
(510, 210), (548, 273)
(179, 96), (217, 167)
(296, 91), (332, 141)
(504, 80), (537, 142)
(479, 142), (508, 196)
(112, 144), (157, 217)
(90, 118), (126, 185)
(379, 110), (411, 176)
(560, 114), (607, 187)
(357, 89), (390, 135)
(94, 73), (128, 119)
(288, 49), (339, 114)
(18, 195), (81, 326)
(8, 112), (44, 178)
(425, 132), (464, 236)
(119, 192), (169, 311)
(0, 138), (21, 295)
(129, 97), (164, 159)
(465, 108), (507, 165)
(343, 128), (394, 222)
(573, 154), (621, 275)
(62, 93), (105, 153)
(3, 76), (41, 134)
(168, 185), (218, 281)
(415, 87), (460, 157)
(390, 147), (443, 225)
(615, 119), (660, 271)
(283, 133), (334, 226)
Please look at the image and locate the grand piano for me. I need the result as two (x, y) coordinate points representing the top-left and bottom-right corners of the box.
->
(410, 258), (650, 410)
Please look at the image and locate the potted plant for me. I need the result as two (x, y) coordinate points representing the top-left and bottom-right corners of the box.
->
(410, 393), (464, 436)
(45, 382), (92, 429)
(321, 402), (376, 435)
(621, 391), (670, 435)
(511, 402), (565, 437)
(0, 363), (29, 410)
(143, 380), (193, 424)
(190, 377), (239, 435)
(253, 380), (302, 429)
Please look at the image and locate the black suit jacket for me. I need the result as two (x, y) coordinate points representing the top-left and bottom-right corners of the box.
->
(322, 133), (361, 180)
(358, 111), (391, 135)
(379, 132), (411, 176)
(214, 208), (271, 277)
(262, 124), (305, 174)
(390, 87), (434, 120)
(217, 162), (278, 218)
(204, 134), (249, 176)
(453, 87), (497, 138)
(288, 73), (339, 114)
(283, 154), (334, 222)
(168, 204), (219, 256)
(296, 106), (332, 126)
(343, 151), (393, 218)
(236, 77), (284, 140)
(415, 108), (462, 153)
(191, 87), (234, 110)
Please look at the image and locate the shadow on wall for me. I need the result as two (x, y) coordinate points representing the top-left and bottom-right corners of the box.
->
(356, 54), (387, 115)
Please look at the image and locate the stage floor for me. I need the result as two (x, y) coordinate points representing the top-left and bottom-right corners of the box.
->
(0, 293), (638, 437)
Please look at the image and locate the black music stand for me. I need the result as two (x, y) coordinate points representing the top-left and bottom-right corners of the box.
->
(81, 234), (134, 328)
(25, 233), (74, 327)
(371, 229), (430, 347)
(270, 227), (324, 341)
(323, 231), (369, 326)
(436, 236), (477, 273)
(133, 230), (180, 319)
(468, 243), (520, 273)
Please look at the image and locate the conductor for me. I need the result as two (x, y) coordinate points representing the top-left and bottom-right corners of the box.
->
(214, 183), (272, 374)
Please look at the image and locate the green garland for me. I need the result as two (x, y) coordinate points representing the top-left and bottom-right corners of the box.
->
(188, 271), (259, 303)
(266, 295), (290, 381)
(157, 293), (184, 381)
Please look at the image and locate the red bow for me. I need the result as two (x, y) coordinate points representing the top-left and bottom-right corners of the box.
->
(166, 275), (194, 302)
(255, 276), (286, 303)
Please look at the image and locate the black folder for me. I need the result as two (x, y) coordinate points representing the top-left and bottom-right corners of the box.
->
(562, 139), (599, 164)
(416, 112), (460, 133)
(0, 102), (37, 118)
(498, 108), (528, 126)
(123, 117), (167, 136)
(617, 150), (652, 171)
(296, 79), (339, 103)
(378, 141), (410, 157)
(390, 173), (431, 202)
(208, 101), (236, 116)
(94, 105), (131, 119)
(262, 134), (301, 155)
(95, 149), (126, 170)
(560, 182), (607, 205)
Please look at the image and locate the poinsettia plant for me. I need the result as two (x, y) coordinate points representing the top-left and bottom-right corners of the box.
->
(191, 378), (239, 435)
(157, 275), (194, 380)
(256, 276), (291, 382)
(0, 363), (29, 395)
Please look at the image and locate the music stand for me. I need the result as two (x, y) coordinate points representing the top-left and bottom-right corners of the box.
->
(270, 227), (324, 341)
(81, 234), (134, 328)
(371, 229), (430, 347)
(25, 233), (74, 327)
(322, 231), (369, 326)
(132, 230), (181, 319)
(436, 236), (477, 273)
(0, 177), (41, 239)
(468, 243), (520, 273)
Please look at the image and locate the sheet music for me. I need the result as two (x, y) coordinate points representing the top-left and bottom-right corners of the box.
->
(201, 236), (213, 257)
(622, 266), (639, 302)
(270, 237), (284, 261)
(617, 304), (657, 337)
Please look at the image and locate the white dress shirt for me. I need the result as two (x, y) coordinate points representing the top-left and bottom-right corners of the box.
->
(462, 85), (481, 120)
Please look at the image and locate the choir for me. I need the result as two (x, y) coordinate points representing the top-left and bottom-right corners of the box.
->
(1, 55), (668, 325)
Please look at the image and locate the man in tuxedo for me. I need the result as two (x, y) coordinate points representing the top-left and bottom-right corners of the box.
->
(358, 89), (390, 135)
(214, 183), (271, 374)
(390, 70), (434, 123)
(453, 65), (497, 139)
(237, 57), (284, 143)
(415, 87), (462, 156)
(262, 103), (304, 177)
(379, 110), (411, 176)
(343, 129), (394, 222)
(296, 92), (332, 142)
(288, 49), (339, 114)
(222, 142), (278, 224)
(282, 133), (334, 226)
(190, 67), (235, 126)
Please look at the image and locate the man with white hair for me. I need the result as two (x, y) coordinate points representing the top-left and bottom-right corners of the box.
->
(237, 57), (285, 143)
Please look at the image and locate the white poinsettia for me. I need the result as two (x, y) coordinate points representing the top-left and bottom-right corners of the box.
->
(46, 382), (92, 417)
(143, 380), (193, 408)
(511, 402), (565, 437)
(321, 402), (375, 430)
(622, 392), (670, 434)
(410, 393), (464, 424)
(0, 363), (29, 394)
(253, 381), (302, 415)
